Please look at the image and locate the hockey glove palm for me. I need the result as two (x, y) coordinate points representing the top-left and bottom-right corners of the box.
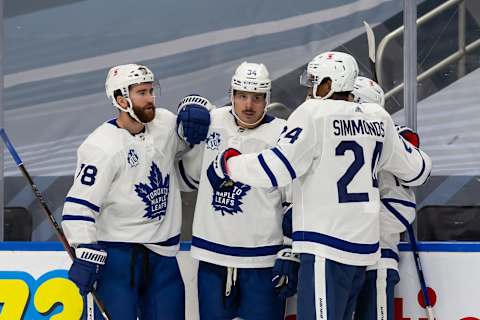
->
(207, 148), (241, 191)
(68, 244), (107, 296)
(272, 247), (300, 299)
(396, 125), (420, 148)
(177, 94), (213, 145)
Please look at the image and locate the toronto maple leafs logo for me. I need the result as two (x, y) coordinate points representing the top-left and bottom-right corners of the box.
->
(128, 149), (139, 167)
(212, 182), (251, 215)
(206, 132), (221, 150)
(134, 162), (170, 221)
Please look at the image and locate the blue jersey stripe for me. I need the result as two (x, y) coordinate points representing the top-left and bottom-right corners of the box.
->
(271, 147), (296, 180)
(381, 248), (399, 262)
(402, 149), (426, 184)
(258, 154), (278, 187)
(381, 198), (415, 228)
(62, 215), (95, 223)
(65, 197), (100, 212)
(192, 236), (282, 257)
(153, 234), (181, 246)
(292, 231), (379, 254)
(178, 160), (197, 190)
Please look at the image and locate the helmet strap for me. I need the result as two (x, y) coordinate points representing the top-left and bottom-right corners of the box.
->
(230, 99), (267, 129)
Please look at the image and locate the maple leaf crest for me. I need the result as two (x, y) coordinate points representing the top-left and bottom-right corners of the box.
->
(211, 182), (251, 216)
(134, 162), (170, 221)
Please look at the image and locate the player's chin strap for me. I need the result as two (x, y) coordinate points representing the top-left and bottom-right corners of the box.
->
(115, 99), (147, 125)
(225, 267), (238, 296)
(230, 103), (267, 128)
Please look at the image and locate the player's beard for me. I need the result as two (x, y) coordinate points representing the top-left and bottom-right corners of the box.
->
(133, 103), (155, 123)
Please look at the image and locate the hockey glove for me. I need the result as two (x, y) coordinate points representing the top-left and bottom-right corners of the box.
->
(207, 148), (241, 191)
(68, 244), (107, 296)
(396, 125), (420, 148)
(272, 247), (300, 299)
(177, 94), (214, 145)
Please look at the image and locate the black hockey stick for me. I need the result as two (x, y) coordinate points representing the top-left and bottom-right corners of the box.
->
(363, 21), (435, 320)
(0, 129), (111, 320)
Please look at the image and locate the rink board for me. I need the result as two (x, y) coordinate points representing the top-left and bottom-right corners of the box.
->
(0, 242), (478, 319)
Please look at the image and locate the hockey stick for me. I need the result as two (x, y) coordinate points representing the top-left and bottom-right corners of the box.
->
(363, 21), (378, 83)
(406, 225), (435, 320)
(363, 21), (435, 320)
(0, 129), (111, 320)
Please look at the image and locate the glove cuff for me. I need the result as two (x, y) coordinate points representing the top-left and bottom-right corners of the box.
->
(178, 94), (215, 112)
(75, 246), (107, 265)
(221, 148), (241, 176)
(276, 247), (300, 263)
(396, 125), (420, 147)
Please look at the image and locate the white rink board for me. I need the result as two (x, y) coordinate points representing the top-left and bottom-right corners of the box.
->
(0, 242), (479, 319)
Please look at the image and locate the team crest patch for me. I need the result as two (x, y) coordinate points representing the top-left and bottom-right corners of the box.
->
(128, 149), (139, 167)
(134, 162), (170, 221)
(206, 132), (221, 150)
(212, 182), (251, 216)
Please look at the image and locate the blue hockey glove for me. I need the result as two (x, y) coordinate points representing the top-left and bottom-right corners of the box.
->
(207, 148), (241, 191)
(396, 125), (420, 148)
(177, 94), (214, 145)
(272, 247), (300, 299)
(68, 244), (107, 296)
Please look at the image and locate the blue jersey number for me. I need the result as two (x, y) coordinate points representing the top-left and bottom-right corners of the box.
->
(77, 164), (98, 186)
(279, 127), (303, 144)
(336, 141), (383, 203)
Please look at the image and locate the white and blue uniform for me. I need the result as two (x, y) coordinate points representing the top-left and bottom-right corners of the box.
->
(355, 171), (416, 320)
(226, 99), (431, 319)
(62, 109), (187, 319)
(180, 106), (291, 319)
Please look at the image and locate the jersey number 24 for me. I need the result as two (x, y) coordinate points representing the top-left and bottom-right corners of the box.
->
(336, 140), (383, 203)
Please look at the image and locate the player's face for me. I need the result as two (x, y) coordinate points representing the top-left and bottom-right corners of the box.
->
(130, 83), (156, 123)
(233, 91), (266, 126)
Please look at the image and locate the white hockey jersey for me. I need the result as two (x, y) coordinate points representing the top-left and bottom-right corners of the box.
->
(62, 109), (187, 257)
(369, 171), (416, 272)
(180, 107), (290, 268)
(227, 99), (431, 266)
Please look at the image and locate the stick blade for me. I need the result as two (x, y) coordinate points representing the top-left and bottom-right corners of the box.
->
(363, 21), (376, 63)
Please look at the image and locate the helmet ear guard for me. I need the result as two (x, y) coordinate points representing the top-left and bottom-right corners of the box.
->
(300, 51), (359, 99)
(105, 64), (160, 123)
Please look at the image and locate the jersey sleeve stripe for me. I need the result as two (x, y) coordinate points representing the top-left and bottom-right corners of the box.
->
(381, 198), (415, 227)
(292, 231), (379, 254)
(271, 147), (297, 179)
(62, 215), (95, 223)
(402, 149), (426, 183)
(178, 160), (198, 190)
(380, 248), (400, 262)
(258, 154), (278, 187)
(192, 236), (282, 257)
(65, 197), (100, 212)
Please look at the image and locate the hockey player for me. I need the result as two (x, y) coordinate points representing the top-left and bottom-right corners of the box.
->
(178, 62), (299, 320)
(351, 76), (418, 320)
(61, 63), (211, 319)
(207, 52), (432, 319)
